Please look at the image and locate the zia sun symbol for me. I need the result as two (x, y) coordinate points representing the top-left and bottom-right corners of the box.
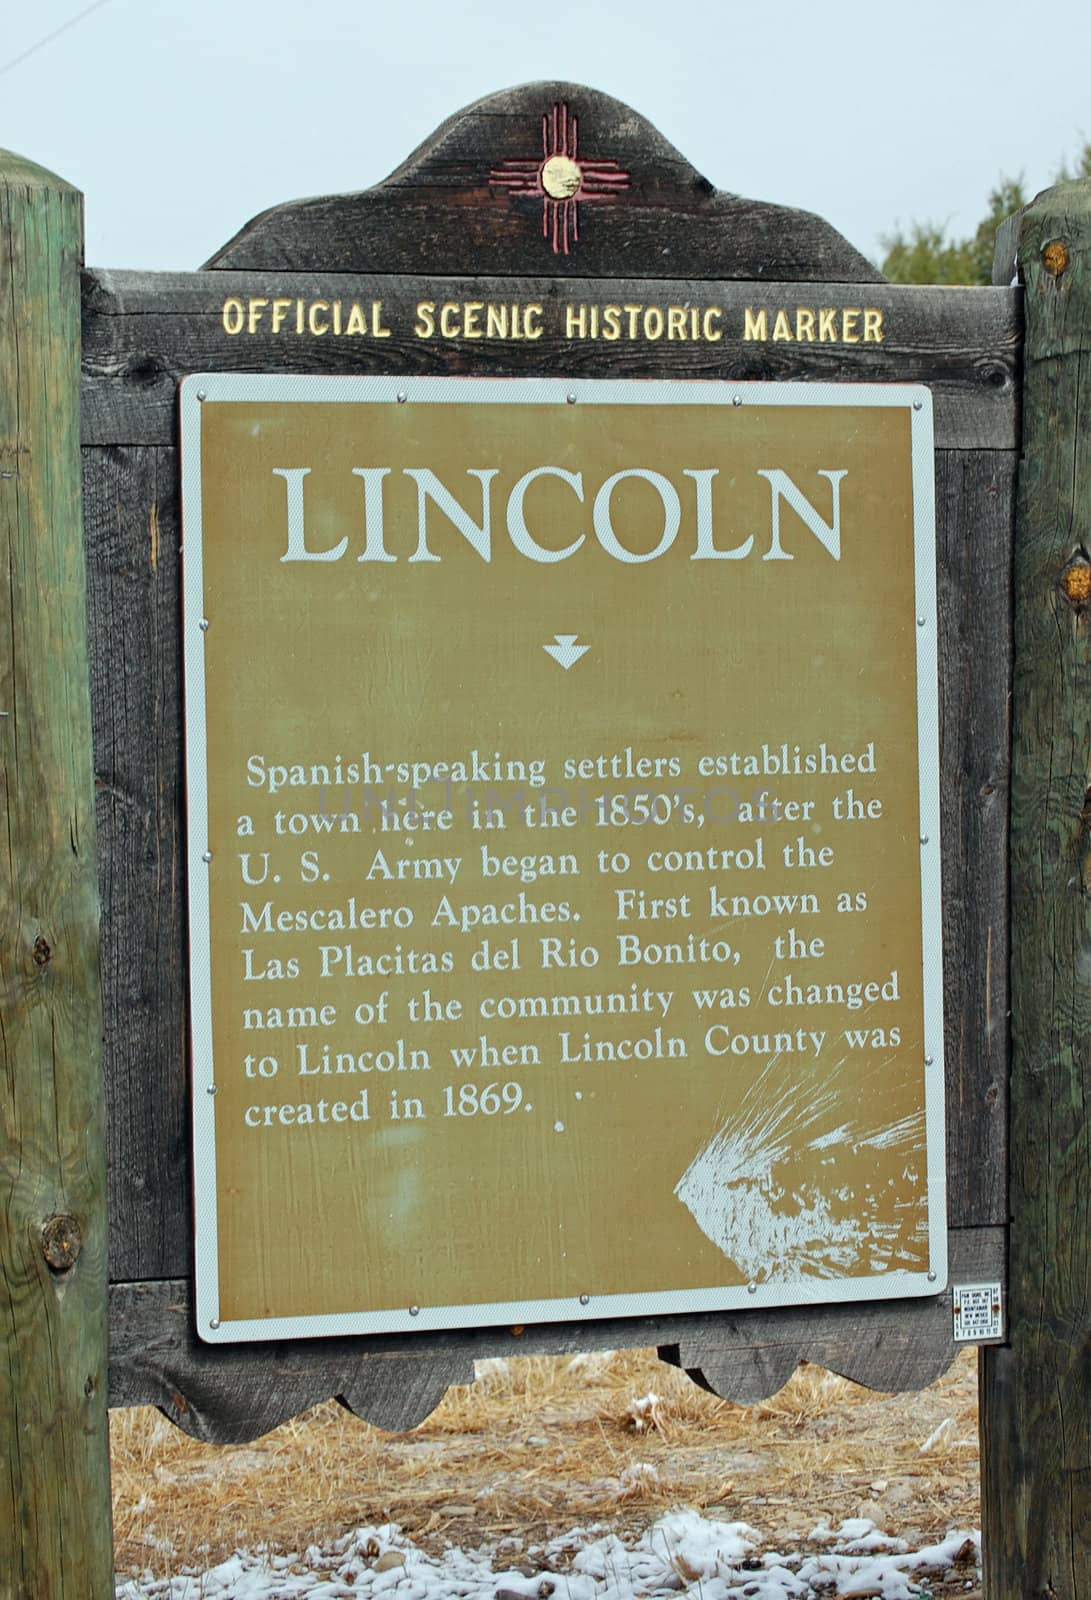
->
(490, 102), (630, 256)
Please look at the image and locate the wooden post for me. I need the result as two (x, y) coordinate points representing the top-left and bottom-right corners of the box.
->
(981, 178), (1091, 1597)
(0, 152), (113, 1597)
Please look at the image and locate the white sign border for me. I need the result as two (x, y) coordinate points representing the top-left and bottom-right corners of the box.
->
(180, 375), (946, 1344)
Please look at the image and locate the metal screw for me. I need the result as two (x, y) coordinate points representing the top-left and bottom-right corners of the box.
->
(207, 1084), (218, 1096)
(209, 1317), (220, 1329)
(578, 1293), (590, 1306)
(917, 615), (926, 627)
(566, 393), (577, 405)
(732, 394), (743, 407)
(397, 392), (408, 404)
(409, 1305), (420, 1317)
(913, 399), (923, 412)
(920, 835), (929, 846)
(747, 1282), (758, 1295)
(196, 389), (207, 402)
(202, 850), (212, 863)
(199, 619), (209, 632)
(927, 1271), (937, 1283)
(924, 1054), (934, 1067)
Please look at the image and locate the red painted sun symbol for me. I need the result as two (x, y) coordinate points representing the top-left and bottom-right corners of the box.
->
(490, 102), (630, 255)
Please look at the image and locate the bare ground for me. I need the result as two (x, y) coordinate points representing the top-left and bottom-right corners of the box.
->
(111, 1346), (982, 1594)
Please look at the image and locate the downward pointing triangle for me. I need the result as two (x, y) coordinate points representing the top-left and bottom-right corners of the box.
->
(544, 634), (590, 670)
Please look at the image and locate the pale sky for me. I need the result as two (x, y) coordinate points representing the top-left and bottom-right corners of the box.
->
(2, 0), (1089, 274)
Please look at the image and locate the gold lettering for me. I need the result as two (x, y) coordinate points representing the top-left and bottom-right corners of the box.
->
(863, 308), (884, 343)
(372, 300), (391, 338)
(743, 308), (768, 341)
(818, 308), (837, 342)
(524, 304), (543, 339)
(589, 305), (599, 338)
(703, 308), (722, 342)
(644, 306), (664, 340)
(248, 298), (268, 333)
(667, 306), (687, 340)
(487, 304), (509, 338)
(345, 303), (368, 336)
(842, 309), (860, 343)
(566, 304), (588, 339)
(271, 298), (292, 333)
(296, 300), (305, 334)
(414, 302), (435, 339)
(772, 310), (793, 342)
(222, 298), (244, 336)
(623, 304), (642, 339)
(795, 308), (816, 342)
(602, 306), (622, 341)
(439, 303), (460, 338)
(332, 301), (343, 336)
(463, 302), (484, 339)
(308, 301), (329, 336)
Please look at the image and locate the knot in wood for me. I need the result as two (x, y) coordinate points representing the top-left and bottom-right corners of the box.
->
(41, 1213), (82, 1272)
(32, 933), (52, 966)
(1061, 556), (1091, 609)
(1043, 239), (1069, 277)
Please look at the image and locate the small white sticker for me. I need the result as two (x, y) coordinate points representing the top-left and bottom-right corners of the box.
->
(952, 1282), (1003, 1342)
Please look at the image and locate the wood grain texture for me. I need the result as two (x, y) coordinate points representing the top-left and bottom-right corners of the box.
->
(108, 1227), (1002, 1439)
(80, 268), (1021, 451)
(0, 151), (114, 1599)
(980, 179), (1091, 1600)
(936, 451), (1014, 1227)
(204, 84), (881, 283)
(82, 446), (188, 1283)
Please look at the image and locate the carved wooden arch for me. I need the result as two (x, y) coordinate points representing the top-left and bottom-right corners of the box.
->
(205, 81), (882, 281)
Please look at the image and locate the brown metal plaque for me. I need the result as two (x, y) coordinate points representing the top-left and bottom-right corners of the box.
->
(181, 375), (944, 1342)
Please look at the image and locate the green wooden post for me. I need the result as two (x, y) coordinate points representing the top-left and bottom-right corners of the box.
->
(981, 177), (1091, 1597)
(0, 153), (113, 1598)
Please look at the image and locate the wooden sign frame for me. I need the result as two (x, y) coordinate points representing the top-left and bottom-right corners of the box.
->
(70, 82), (1015, 1438)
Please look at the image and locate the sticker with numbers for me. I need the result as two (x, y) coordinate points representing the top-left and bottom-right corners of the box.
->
(952, 1283), (1003, 1342)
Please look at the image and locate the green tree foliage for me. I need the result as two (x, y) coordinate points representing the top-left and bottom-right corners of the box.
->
(880, 147), (1091, 285)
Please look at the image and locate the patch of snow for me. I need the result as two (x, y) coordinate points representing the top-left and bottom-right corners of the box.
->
(115, 1512), (981, 1600)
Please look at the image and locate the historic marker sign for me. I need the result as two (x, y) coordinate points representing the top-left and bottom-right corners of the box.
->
(181, 375), (945, 1342)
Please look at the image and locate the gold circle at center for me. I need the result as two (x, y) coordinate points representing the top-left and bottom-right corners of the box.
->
(541, 155), (582, 200)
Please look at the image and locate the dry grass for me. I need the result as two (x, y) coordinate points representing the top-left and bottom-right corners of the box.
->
(111, 1346), (981, 1583)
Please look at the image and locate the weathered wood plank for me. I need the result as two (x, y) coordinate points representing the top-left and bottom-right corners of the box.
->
(204, 83), (881, 284)
(0, 150), (114, 1598)
(83, 445), (188, 1283)
(107, 1226), (1002, 1439)
(936, 450), (1014, 1227)
(981, 180), (1091, 1599)
(80, 269), (1020, 451)
(668, 1223), (1005, 1402)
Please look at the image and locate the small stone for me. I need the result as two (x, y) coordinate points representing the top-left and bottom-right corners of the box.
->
(373, 1550), (406, 1572)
